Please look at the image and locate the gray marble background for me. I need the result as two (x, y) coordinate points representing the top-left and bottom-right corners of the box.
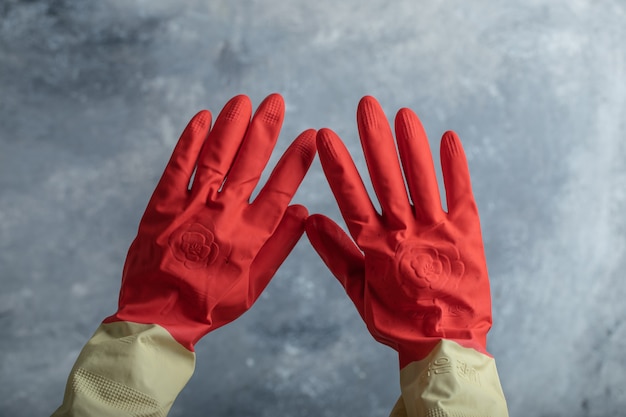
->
(1, 1), (625, 416)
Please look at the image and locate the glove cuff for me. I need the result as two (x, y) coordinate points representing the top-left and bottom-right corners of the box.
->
(398, 337), (490, 369)
(52, 321), (196, 416)
(393, 339), (508, 416)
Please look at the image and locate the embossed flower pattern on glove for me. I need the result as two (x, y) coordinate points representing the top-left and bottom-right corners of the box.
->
(169, 223), (219, 269)
(397, 243), (464, 291)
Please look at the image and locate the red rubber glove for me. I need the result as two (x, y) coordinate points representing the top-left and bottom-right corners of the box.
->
(104, 94), (316, 350)
(306, 96), (492, 368)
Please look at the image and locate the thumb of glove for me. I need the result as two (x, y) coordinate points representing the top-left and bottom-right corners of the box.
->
(305, 214), (366, 316)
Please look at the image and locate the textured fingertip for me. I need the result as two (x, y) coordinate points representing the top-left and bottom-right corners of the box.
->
(316, 128), (341, 161)
(357, 95), (385, 131)
(222, 94), (251, 122)
(395, 107), (422, 139)
(189, 110), (212, 132)
(316, 127), (335, 144)
(258, 93), (285, 125)
(291, 129), (317, 164)
(441, 130), (463, 158)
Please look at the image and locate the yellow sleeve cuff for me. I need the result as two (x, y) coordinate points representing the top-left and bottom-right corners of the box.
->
(51, 321), (196, 417)
(390, 340), (508, 417)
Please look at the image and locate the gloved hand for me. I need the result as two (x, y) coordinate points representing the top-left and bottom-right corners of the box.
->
(104, 94), (316, 350)
(306, 96), (492, 368)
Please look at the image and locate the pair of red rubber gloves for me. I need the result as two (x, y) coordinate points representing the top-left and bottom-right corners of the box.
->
(104, 94), (492, 368)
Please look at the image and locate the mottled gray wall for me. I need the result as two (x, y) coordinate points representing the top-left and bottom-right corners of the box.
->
(1, 1), (625, 416)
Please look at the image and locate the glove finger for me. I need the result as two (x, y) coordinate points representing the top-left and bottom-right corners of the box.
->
(147, 110), (212, 216)
(250, 129), (317, 230)
(305, 214), (366, 317)
(220, 93), (284, 204)
(440, 131), (477, 217)
(395, 108), (444, 224)
(191, 95), (252, 203)
(317, 128), (382, 245)
(248, 204), (309, 301)
(357, 96), (413, 230)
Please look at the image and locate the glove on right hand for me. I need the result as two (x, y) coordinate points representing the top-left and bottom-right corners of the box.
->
(306, 96), (493, 368)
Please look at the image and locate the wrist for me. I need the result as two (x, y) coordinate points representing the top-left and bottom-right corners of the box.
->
(398, 338), (489, 369)
(103, 308), (211, 352)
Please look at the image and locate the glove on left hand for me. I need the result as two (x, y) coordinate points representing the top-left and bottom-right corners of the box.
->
(104, 94), (316, 350)
(306, 96), (492, 368)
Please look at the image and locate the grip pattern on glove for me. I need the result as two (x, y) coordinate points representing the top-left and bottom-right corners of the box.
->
(72, 367), (165, 417)
(425, 409), (486, 417)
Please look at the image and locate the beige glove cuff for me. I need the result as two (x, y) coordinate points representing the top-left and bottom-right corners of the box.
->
(390, 340), (508, 417)
(52, 321), (196, 417)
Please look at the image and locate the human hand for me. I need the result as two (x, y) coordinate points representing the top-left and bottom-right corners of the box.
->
(306, 96), (491, 368)
(104, 94), (316, 350)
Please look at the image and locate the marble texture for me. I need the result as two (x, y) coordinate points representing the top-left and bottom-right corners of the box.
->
(1, 0), (625, 416)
